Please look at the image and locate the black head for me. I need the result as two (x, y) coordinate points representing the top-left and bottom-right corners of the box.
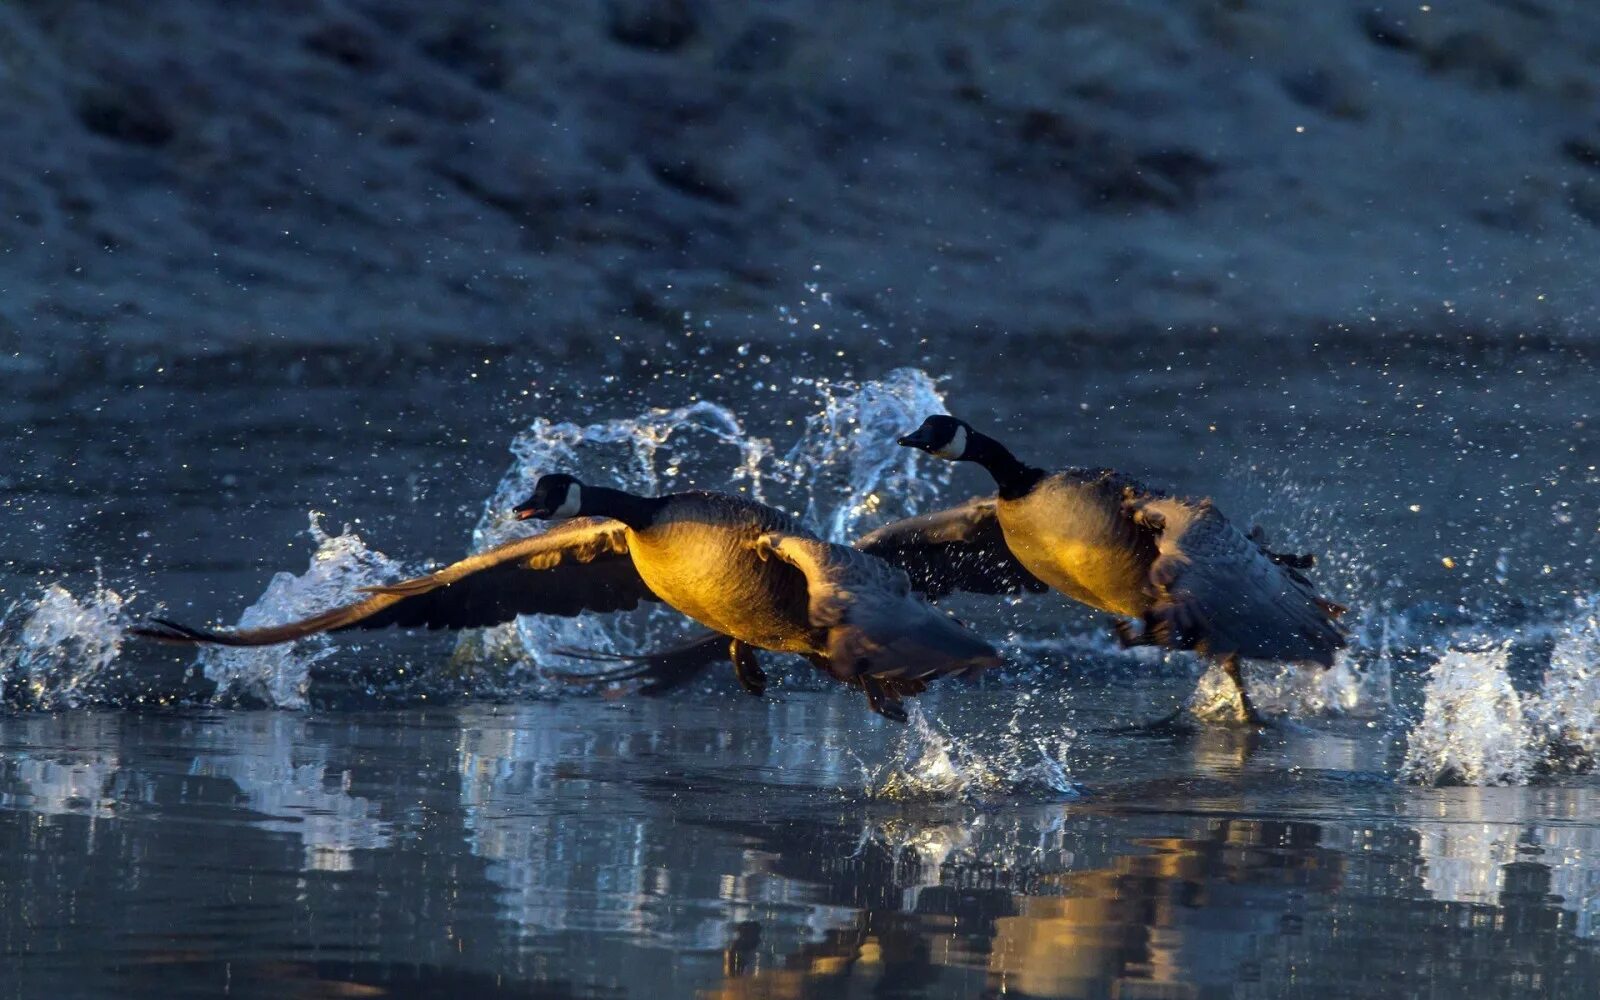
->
(513, 473), (586, 521)
(897, 414), (972, 461)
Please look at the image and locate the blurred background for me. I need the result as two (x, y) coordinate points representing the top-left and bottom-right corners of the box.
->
(9, 0), (1600, 355)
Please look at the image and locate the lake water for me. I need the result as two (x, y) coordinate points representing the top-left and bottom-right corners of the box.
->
(2, 336), (1598, 997)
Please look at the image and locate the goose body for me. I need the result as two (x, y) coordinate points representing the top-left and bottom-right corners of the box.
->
(132, 475), (1001, 719)
(885, 415), (1348, 724)
(994, 471), (1157, 618)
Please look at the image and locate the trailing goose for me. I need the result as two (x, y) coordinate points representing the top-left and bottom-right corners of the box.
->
(877, 414), (1347, 725)
(131, 474), (1002, 720)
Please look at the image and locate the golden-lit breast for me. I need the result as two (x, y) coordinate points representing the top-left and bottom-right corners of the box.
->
(996, 473), (1157, 617)
(624, 502), (814, 653)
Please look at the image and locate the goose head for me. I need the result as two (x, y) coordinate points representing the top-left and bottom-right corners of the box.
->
(897, 414), (971, 461)
(513, 473), (586, 521)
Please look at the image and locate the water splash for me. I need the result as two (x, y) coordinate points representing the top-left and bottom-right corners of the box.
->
(1401, 645), (1533, 786)
(196, 514), (406, 709)
(861, 697), (1081, 803)
(775, 369), (953, 541)
(1526, 601), (1600, 773)
(0, 580), (128, 709)
(1401, 599), (1600, 785)
(470, 401), (772, 554)
(1187, 612), (1397, 723)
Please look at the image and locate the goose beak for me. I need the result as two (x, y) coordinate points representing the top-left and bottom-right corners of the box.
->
(512, 500), (550, 520)
(897, 428), (931, 448)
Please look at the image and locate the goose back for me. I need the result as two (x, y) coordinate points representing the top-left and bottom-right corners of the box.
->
(625, 491), (815, 652)
(996, 470), (1159, 617)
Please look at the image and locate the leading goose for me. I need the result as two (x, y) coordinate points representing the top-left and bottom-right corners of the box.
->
(877, 415), (1347, 725)
(132, 474), (1002, 720)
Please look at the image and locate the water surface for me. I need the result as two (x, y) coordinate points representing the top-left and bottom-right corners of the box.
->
(2, 343), (1598, 997)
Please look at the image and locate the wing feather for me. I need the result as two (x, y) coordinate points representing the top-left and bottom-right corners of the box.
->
(131, 518), (656, 647)
(854, 497), (1048, 599)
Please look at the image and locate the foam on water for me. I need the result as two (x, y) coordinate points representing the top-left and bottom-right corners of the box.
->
(0, 580), (128, 709)
(195, 513), (406, 709)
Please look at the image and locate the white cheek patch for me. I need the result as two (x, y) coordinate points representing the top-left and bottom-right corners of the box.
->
(933, 425), (967, 460)
(552, 485), (582, 519)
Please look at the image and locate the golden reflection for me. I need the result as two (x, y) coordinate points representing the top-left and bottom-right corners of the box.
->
(702, 818), (1343, 1000)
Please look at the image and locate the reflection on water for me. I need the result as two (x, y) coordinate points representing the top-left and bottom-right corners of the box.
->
(185, 714), (393, 870)
(1, 693), (1599, 998)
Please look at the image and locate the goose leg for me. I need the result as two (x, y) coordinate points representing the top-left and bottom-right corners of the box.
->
(1223, 654), (1269, 726)
(728, 638), (767, 698)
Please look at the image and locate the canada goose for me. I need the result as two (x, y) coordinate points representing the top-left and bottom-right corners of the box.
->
(882, 415), (1347, 725)
(131, 474), (1002, 720)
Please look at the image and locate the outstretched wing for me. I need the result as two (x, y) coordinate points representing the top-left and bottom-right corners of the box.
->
(854, 497), (1048, 599)
(1122, 496), (1346, 665)
(754, 533), (1002, 682)
(132, 518), (659, 647)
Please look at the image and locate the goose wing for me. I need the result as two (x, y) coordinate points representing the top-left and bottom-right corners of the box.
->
(854, 497), (1048, 599)
(754, 532), (1002, 682)
(1122, 495), (1347, 665)
(132, 518), (658, 646)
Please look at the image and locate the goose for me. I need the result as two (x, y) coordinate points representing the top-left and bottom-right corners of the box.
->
(878, 414), (1347, 725)
(131, 474), (1002, 720)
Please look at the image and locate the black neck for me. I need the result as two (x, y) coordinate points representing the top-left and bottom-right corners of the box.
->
(963, 430), (1046, 500)
(581, 486), (667, 529)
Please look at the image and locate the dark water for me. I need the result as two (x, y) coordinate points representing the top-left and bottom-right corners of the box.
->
(3, 340), (1600, 996)
(2, 692), (1597, 999)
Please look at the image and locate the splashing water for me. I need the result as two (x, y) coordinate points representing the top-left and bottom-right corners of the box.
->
(861, 697), (1081, 803)
(1187, 612), (1398, 723)
(458, 368), (952, 677)
(1402, 645), (1533, 786)
(196, 514), (406, 709)
(1400, 599), (1600, 785)
(471, 402), (773, 554)
(0, 581), (128, 710)
(776, 370), (954, 541)
(1527, 602), (1600, 772)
